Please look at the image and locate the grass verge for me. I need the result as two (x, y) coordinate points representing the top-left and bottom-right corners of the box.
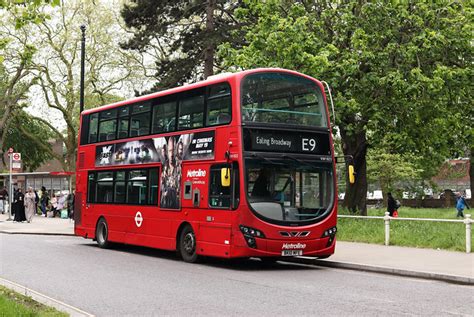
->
(337, 207), (468, 252)
(0, 285), (68, 317)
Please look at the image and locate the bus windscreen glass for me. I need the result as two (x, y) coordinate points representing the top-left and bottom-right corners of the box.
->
(241, 73), (327, 127)
(246, 158), (334, 223)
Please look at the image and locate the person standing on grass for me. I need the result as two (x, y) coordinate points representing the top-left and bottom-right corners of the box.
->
(455, 192), (470, 218)
(24, 187), (36, 223)
(387, 192), (397, 217)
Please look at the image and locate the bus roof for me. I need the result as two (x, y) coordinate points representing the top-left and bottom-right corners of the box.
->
(81, 68), (319, 116)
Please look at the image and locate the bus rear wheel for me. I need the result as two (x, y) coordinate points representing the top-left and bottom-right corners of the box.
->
(179, 225), (199, 263)
(96, 218), (110, 249)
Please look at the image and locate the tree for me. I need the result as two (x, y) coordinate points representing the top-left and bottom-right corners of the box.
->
(0, 0), (58, 159)
(3, 0), (149, 171)
(366, 149), (421, 202)
(0, 37), (37, 161)
(4, 110), (54, 171)
(220, 1), (472, 215)
(121, 0), (244, 91)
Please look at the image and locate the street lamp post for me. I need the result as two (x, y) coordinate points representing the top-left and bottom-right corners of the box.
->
(80, 25), (86, 114)
(7, 150), (13, 221)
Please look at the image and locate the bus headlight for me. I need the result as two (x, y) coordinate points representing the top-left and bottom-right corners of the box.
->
(239, 225), (265, 238)
(240, 225), (265, 248)
(322, 226), (337, 247)
(322, 226), (337, 237)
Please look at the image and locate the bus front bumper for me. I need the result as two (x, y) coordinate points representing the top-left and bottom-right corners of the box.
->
(231, 236), (336, 258)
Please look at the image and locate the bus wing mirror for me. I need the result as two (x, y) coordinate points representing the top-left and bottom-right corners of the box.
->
(348, 165), (355, 184)
(221, 168), (231, 187)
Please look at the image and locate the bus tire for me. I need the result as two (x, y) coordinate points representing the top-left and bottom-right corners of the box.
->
(96, 217), (110, 249)
(179, 225), (199, 263)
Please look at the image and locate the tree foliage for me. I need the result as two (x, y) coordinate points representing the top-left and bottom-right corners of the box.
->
(220, 0), (472, 214)
(3, 110), (54, 171)
(121, 0), (244, 91)
(1, 0), (149, 171)
(366, 149), (422, 198)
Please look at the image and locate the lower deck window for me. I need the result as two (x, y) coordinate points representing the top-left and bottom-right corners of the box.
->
(87, 168), (159, 205)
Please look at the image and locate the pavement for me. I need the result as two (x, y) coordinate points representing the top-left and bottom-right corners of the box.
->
(1, 212), (473, 286)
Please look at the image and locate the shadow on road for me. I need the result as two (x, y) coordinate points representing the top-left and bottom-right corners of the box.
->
(78, 241), (321, 272)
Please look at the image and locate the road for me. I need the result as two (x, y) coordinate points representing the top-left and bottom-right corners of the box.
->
(0, 234), (472, 316)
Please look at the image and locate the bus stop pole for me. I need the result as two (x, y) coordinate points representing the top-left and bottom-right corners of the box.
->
(7, 153), (12, 221)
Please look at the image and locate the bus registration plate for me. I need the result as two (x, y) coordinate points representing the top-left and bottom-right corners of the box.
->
(281, 250), (303, 256)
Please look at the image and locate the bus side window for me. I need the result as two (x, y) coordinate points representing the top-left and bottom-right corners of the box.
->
(87, 172), (96, 203)
(114, 171), (126, 203)
(98, 109), (118, 142)
(178, 94), (204, 130)
(207, 83), (231, 126)
(117, 106), (130, 139)
(88, 113), (98, 143)
(152, 101), (177, 133)
(127, 170), (148, 204)
(149, 168), (159, 205)
(209, 165), (231, 209)
(130, 102), (151, 137)
(96, 171), (114, 203)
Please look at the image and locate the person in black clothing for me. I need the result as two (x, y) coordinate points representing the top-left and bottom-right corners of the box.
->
(67, 191), (75, 219)
(40, 186), (49, 217)
(252, 168), (271, 198)
(0, 186), (7, 214)
(387, 192), (397, 217)
(34, 190), (39, 214)
(13, 188), (26, 222)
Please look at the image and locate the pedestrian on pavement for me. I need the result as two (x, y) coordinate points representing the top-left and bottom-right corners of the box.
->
(67, 190), (75, 220)
(455, 192), (470, 218)
(57, 192), (67, 218)
(13, 188), (26, 222)
(40, 186), (49, 217)
(50, 193), (58, 217)
(387, 192), (398, 217)
(24, 187), (36, 223)
(0, 186), (8, 214)
(34, 189), (39, 214)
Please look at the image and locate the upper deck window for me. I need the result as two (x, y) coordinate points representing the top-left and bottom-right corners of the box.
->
(241, 73), (327, 128)
(81, 82), (232, 145)
(152, 101), (177, 133)
(207, 84), (231, 126)
(178, 94), (204, 130)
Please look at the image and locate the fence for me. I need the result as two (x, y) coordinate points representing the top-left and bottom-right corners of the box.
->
(338, 213), (472, 253)
(340, 198), (472, 208)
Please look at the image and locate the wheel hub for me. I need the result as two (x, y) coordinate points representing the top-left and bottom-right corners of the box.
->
(183, 232), (195, 254)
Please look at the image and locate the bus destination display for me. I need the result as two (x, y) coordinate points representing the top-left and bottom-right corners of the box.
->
(244, 129), (330, 155)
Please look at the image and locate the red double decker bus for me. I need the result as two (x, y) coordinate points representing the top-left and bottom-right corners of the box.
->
(75, 68), (340, 262)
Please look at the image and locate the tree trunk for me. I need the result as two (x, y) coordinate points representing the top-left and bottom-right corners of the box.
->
(203, 0), (216, 79)
(341, 129), (368, 215)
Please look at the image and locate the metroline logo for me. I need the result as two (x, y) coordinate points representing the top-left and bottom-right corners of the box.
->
(187, 169), (206, 178)
(282, 243), (307, 250)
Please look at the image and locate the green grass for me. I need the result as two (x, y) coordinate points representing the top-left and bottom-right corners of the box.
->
(0, 286), (68, 317)
(337, 207), (469, 251)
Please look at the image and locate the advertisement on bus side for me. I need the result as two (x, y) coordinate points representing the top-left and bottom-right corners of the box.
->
(95, 131), (215, 210)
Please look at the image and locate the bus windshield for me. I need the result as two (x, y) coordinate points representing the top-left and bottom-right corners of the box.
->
(245, 158), (334, 224)
(241, 72), (327, 128)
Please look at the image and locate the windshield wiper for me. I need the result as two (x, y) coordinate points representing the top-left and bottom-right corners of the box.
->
(251, 153), (284, 165)
(282, 155), (315, 168)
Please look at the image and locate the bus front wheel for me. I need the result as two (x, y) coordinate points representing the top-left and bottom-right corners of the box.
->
(96, 218), (110, 249)
(179, 225), (199, 263)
